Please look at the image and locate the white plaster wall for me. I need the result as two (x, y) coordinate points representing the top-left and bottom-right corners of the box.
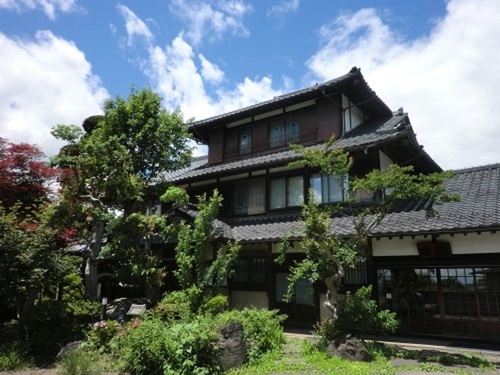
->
(231, 291), (269, 309)
(379, 150), (393, 172)
(373, 232), (499, 257)
(440, 232), (499, 254)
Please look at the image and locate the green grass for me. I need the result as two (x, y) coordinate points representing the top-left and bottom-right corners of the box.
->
(58, 348), (104, 375)
(228, 338), (397, 375)
(226, 337), (496, 375)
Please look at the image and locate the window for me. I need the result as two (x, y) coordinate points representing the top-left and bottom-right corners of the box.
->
(233, 183), (248, 214)
(239, 128), (251, 155)
(310, 173), (348, 204)
(233, 179), (265, 215)
(342, 94), (365, 133)
(232, 257), (266, 286)
(270, 176), (304, 209)
(276, 273), (314, 305)
(269, 116), (300, 148)
(343, 257), (368, 286)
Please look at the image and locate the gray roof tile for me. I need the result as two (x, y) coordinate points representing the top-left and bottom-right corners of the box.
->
(187, 67), (392, 136)
(169, 112), (416, 183)
(371, 163), (500, 236)
(173, 164), (500, 242)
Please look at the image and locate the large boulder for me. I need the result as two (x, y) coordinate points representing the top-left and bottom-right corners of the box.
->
(326, 337), (373, 362)
(218, 322), (247, 371)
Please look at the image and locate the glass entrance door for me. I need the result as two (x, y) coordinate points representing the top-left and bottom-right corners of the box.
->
(274, 272), (316, 326)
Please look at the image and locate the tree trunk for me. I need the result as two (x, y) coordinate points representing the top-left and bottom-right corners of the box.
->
(323, 252), (345, 321)
(85, 218), (104, 299)
(17, 289), (39, 339)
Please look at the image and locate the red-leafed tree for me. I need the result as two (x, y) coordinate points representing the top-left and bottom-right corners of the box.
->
(0, 137), (58, 211)
(0, 138), (82, 339)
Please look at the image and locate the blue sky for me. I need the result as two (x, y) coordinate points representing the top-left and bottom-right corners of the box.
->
(1, 0), (499, 170)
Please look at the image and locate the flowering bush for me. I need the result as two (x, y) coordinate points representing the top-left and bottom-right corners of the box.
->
(86, 319), (142, 353)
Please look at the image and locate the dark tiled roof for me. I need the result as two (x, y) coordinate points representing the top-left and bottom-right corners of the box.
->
(173, 211), (358, 243)
(163, 156), (209, 181)
(169, 111), (416, 183)
(227, 214), (357, 242)
(187, 67), (392, 137)
(371, 163), (500, 236)
(172, 164), (500, 242)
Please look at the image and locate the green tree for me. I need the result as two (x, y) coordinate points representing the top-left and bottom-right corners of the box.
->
(51, 87), (192, 299)
(278, 137), (458, 320)
(0, 138), (76, 329)
(161, 187), (240, 309)
(0, 204), (75, 331)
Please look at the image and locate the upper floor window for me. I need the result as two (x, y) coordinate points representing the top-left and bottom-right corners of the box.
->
(233, 179), (265, 215)
(270, 116), (300, 148)
(342, 94), (365, 133)
(270, 175), (304, 209)
(310, 173), (348, 204)
(239, 127), (251, 155)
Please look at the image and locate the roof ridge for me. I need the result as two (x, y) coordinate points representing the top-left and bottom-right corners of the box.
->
(452, 163), (500, 174)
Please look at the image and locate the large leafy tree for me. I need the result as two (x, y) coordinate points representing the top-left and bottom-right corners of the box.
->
(278, 137), (459, 320)
(0, 204), (74, 328)
(0, 139), (77, 332)
(51, 87), (192, 299)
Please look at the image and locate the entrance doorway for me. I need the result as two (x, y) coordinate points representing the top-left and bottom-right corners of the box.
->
(273, 272), (317, 326)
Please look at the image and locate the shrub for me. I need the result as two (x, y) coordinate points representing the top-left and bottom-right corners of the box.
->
(215, 308), (286, 363)
(312, 318), (337, 350)
(86, 320), (125, 353)
(0, 343), (28, 371)
(313, 285), (399, 347)
(122, 319), (167, 375)
(199, 294), (229, 316)
(123, 317), (221, 375)
(150, 287), (200, 321)
(162, 320), (221, 374)
(58, 347), (102, 375)
(22, 281), (100, 363)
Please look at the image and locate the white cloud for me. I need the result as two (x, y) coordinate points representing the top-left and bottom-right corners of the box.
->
(215, 76), (282, 114)
(0, 31), (108, 157)
(199, 54), (224, 84)
(146, 35), (214, 120)
(306, 0), (500, 170)
(116, 4), (154, 47)
(169, 0), (252, 45)
(0, 0), (81, 19)
(143, 33), (282, 125)
(267, 0), (299, 18)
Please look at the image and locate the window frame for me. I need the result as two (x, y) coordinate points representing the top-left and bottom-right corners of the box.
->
(309, 173), (349, 204)
(269, 116), (300, 148)
(230, 256), (267, 290)
(238, 127), (252, 155)
(269, 175), (304, 210)
(233, 182), (249, 215)
(232, 178), (266, 216)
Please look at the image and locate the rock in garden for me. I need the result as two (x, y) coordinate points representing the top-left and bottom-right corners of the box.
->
(218, 322), (247, 371)
(56, 340), (84, 359)
(326, 337), (373, 362)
